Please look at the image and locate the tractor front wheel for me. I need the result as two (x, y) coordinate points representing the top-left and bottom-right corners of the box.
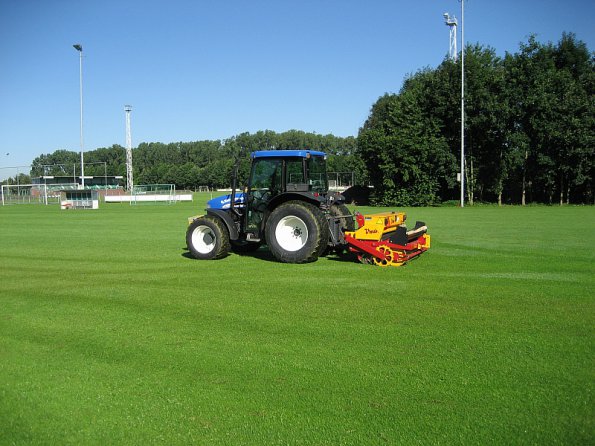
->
(266, 201), (329, 264)
(186, 216), (230, 260)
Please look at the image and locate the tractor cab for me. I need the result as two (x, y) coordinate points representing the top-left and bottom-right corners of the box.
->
(244, 150), (328, 233)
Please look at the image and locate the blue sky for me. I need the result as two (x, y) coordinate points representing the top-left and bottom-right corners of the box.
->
(0, 0), (593, 178)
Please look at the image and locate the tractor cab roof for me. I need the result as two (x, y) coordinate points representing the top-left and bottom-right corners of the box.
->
(251, 150), (326, 159)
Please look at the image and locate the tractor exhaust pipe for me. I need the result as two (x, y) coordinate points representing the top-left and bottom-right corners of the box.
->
(229, 146), (245, 216)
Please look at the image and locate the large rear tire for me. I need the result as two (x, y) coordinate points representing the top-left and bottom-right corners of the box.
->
(265, 201), (329, 264)
(186, 216), (230, 260)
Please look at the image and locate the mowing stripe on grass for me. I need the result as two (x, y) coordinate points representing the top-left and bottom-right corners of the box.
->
(1, 199), (593, 444)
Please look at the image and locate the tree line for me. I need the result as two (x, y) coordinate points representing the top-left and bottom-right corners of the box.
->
(359, 33), (593, 205)
(27, 130), (364, 191)
(21, 33), (594, 205)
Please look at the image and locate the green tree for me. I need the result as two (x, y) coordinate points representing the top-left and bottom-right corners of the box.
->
(503, 34), (594, 204)
(357, 80), (455, 206)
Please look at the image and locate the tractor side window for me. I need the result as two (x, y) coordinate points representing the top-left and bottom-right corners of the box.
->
(307, 156), (328, 192)
(286, 159), (305, 185)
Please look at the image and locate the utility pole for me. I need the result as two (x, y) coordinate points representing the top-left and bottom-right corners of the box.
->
(125, 105), (134, 191)
(73, 44), (85, 188)
(459, 0), (465, 207)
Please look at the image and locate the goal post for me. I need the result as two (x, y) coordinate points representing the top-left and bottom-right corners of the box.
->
(1, 184), (48, 205)
(130, 184), (176, 205)
(1, 183), (81, 206)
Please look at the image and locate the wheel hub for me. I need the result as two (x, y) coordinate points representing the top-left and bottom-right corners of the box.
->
(192, 225), (216, 254)
(275, 215), (308, 252)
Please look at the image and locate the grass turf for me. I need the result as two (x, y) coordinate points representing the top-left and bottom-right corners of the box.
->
(1, 196), (593, 444)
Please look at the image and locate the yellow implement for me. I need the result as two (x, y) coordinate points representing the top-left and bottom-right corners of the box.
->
(344, 211), (430, 267)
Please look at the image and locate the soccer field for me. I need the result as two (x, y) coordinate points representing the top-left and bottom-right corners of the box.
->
(1, 196), (593, 444)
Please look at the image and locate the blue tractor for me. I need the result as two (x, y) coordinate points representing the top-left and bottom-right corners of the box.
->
(186, 150), (353, 264)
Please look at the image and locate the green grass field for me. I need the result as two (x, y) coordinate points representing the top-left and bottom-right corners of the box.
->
(1, 195), (593, 445)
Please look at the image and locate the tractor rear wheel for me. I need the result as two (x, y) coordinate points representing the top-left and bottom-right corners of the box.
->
(266, 201), (329, 264)
(328, 202), (356, 258)
(186, 216), (230, 260)
(330, 202), (355, 233)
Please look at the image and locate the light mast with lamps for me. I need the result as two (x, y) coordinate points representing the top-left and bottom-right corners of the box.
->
(73, 43), (85, 189)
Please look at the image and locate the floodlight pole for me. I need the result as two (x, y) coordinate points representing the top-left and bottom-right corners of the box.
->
(459, 0), (465, 207)
(73, 44), (85, 189)
(125, 105), (134, 191)
(443, 12), (458, 61)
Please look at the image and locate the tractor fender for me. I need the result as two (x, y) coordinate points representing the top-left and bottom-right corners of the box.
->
(206, 209), (240, 240)
(267, 192), (322, 212)
(328, 191), (348, 205)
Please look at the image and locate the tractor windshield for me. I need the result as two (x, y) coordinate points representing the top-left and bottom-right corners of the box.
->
(307, 156), (328, 193)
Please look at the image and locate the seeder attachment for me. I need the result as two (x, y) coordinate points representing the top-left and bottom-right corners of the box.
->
(344, 211), (430, 267)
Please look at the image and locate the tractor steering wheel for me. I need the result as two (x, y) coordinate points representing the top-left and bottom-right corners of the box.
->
(252, 189), (270, 201)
